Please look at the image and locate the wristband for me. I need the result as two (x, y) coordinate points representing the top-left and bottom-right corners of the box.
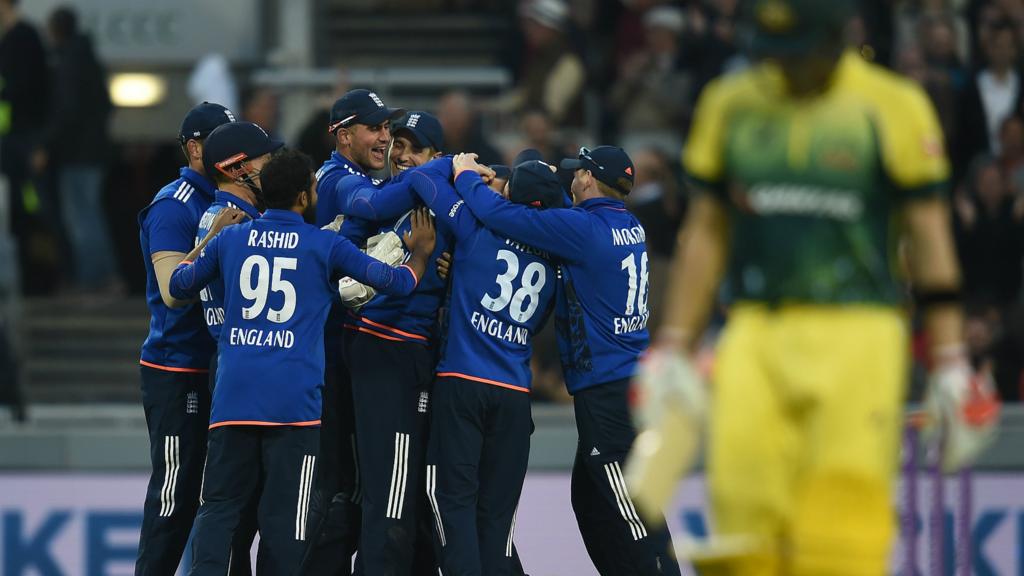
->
(912, 287), (962, 309)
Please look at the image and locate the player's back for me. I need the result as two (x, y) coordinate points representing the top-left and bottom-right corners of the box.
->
(684, 51), (950, 307)
(211, 209), (338, 427)
(439, 227), (556, 392)
(558, 198), (651, 393)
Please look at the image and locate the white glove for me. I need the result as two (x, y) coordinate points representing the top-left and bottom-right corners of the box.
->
(321, 214), (344, 233)
(338, 276), (375, 309)
(338, 232), (407, 310)
(624, 347), (708, 523)
(924, 349), (1001, 472)
(366, 231), (405, 266)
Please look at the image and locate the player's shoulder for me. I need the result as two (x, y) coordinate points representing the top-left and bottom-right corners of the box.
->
(695, 65), (766, 111)
(842, 54), (934, 115)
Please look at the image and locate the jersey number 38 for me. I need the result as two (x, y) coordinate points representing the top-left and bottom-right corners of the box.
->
(481, 249), (547, 323)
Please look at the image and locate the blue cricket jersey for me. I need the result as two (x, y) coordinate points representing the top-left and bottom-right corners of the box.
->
(169, 209), (420, 428)
(195, 191), (261, 341)
(454, 171), (651, 394)
(138, 167), (217, 371)
(314, 151), (383, 227)
(412, 160), (556, 392)
(339, 160), (455, 345)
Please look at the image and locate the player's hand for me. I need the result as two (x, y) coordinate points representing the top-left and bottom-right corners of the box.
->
(211, 207), (246, 234)
(403, 208), (436, 255)
(321, 214), (345, 233)
(924, 348), (1001, 472)
(436, 252), (452, 280)
(452, 153), (492, 180)
(624, 346), (708, 523)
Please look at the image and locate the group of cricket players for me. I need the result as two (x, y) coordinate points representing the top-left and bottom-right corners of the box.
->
(134, 0), (1002, 575)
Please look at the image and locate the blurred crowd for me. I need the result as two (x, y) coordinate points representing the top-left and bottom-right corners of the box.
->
(2, 0), (1024, 402)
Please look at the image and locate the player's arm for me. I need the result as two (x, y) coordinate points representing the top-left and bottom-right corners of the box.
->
(145, 200), (203, 308)
(169, 234), (222, 304)
(409, 159), (479, 243)
(330, 208), (436, 296)
(453, 169), (588, 261)
(340, 173), (418, 222)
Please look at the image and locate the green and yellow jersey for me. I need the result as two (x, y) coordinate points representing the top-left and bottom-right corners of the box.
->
(683, 50), (950, 305)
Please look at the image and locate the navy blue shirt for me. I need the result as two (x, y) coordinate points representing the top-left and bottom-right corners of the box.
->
(169, 209), (420, 427)
(413, 161), (555, 392)
(315, 151), (383, 227)
(138, 167), (218, 371)
(195, 190), (262, 341)
(454, 172), (651, 394)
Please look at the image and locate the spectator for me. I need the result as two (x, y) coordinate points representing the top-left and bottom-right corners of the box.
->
(187, 53), (239, 113)
(608, 6), (692, 144)
(493, 0), (585, 125)
(956, 21), (1024, 179)
(34, 6), (118, 294)
(918, 12), (969, 94)
(436, 89), (502, 165)
(0, 0), (53, 293)
(520, 108), (566, 162)
(999, 114), (1024, 192)
(295, 66), (351, 166)
(953, 156), (1024, 308)
(680, 0), (743, 99)
(241, 86), (280, 137)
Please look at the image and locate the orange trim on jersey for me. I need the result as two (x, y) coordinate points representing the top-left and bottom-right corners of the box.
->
(209, 419), (321, 430)
(139, 360), (209, 374)
(356, 316), (428, 341)
(343, 324), (406, 342)
(179, 260), (193, 266)
(399, 264), (419, 287)
(436, 372), (530, 393)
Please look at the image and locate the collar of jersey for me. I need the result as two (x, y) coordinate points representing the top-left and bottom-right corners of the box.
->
(260, 208), (304, 223)
(179, 167), (217, 199)
(214, 190), (261, 219)
(330, 151), (368, 178)
(579, 197), (626, 211)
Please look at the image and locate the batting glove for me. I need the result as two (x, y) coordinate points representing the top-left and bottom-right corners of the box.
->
(624, 346), (708, 523)
(924, 346), (1001, 472)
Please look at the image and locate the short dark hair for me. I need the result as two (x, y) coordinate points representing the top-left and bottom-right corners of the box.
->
(49, 6), (78, 41)
(261, 148), (314, 210)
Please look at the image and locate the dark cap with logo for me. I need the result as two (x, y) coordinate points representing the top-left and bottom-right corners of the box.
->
(202, 121), (284, 177)
(560, 146), (634, 196)
(508, 160), (564, 209)
(179, 102), (236, 143)
(392, 111), (445, 151)
(744, 0), (854, 57)
(329, 89), (405, 133)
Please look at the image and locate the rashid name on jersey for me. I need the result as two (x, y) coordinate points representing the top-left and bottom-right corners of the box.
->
(169, 209), (420, 428)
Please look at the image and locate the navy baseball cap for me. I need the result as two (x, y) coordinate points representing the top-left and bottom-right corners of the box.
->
(508, 160), (563, 209)
(328, 89), (405, 133)
(202, 121), (284, 177)
(392, 111), (445, 151)
(179, 102), (236, 143)
(490, 164), (511, 180)
(560, 146), (635, 196)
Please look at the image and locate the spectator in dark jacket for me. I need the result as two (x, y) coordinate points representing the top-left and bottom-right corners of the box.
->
(34, 6), (117, 293)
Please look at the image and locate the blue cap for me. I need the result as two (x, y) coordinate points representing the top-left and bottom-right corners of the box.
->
(179, 102), (236, 142)
(202, 121), (284, 178)
(328, 89), (405, 133)
(490, 164), (512, 180)
(508, 160), (563, 209)
(560, 146), (634, 195)
(392, 111), (445, 151)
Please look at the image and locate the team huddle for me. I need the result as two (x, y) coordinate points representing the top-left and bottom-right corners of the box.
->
(136, 87), (672, 576)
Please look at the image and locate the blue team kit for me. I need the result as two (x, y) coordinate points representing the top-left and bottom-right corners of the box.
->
(169, 209), (419, 428)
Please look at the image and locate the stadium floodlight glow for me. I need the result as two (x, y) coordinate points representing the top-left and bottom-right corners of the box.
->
(109, 73), (167, 108)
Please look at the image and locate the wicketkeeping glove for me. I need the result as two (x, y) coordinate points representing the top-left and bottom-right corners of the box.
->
(321, 214), (345, 233)
(338, 232), (408, 310)
(624, 347), (708, 524)
(924, 349), (1001, 472)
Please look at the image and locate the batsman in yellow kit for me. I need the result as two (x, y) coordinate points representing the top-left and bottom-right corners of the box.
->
(626, 0), (1000, 575)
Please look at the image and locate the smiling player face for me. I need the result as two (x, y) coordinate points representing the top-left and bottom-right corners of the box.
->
(348, 121), (391, 171)
(389, 134), (437, 174)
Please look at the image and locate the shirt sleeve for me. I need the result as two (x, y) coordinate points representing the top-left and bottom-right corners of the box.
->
(144, 199), (196, 254)
(410, 168), (479, 243)
(340, 173), (418, 222)
(683, 77), (731, 198)
(327, 235), (418, 296)
(339, 215), (375, 247)
(878, 83), (951, 199)
(169, 235), (222, 300)
(454, 171), (590, 261)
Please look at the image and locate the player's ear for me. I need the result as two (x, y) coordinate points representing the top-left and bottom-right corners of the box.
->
(188, 140), (203, 162)
(432, 150), (443, 159)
